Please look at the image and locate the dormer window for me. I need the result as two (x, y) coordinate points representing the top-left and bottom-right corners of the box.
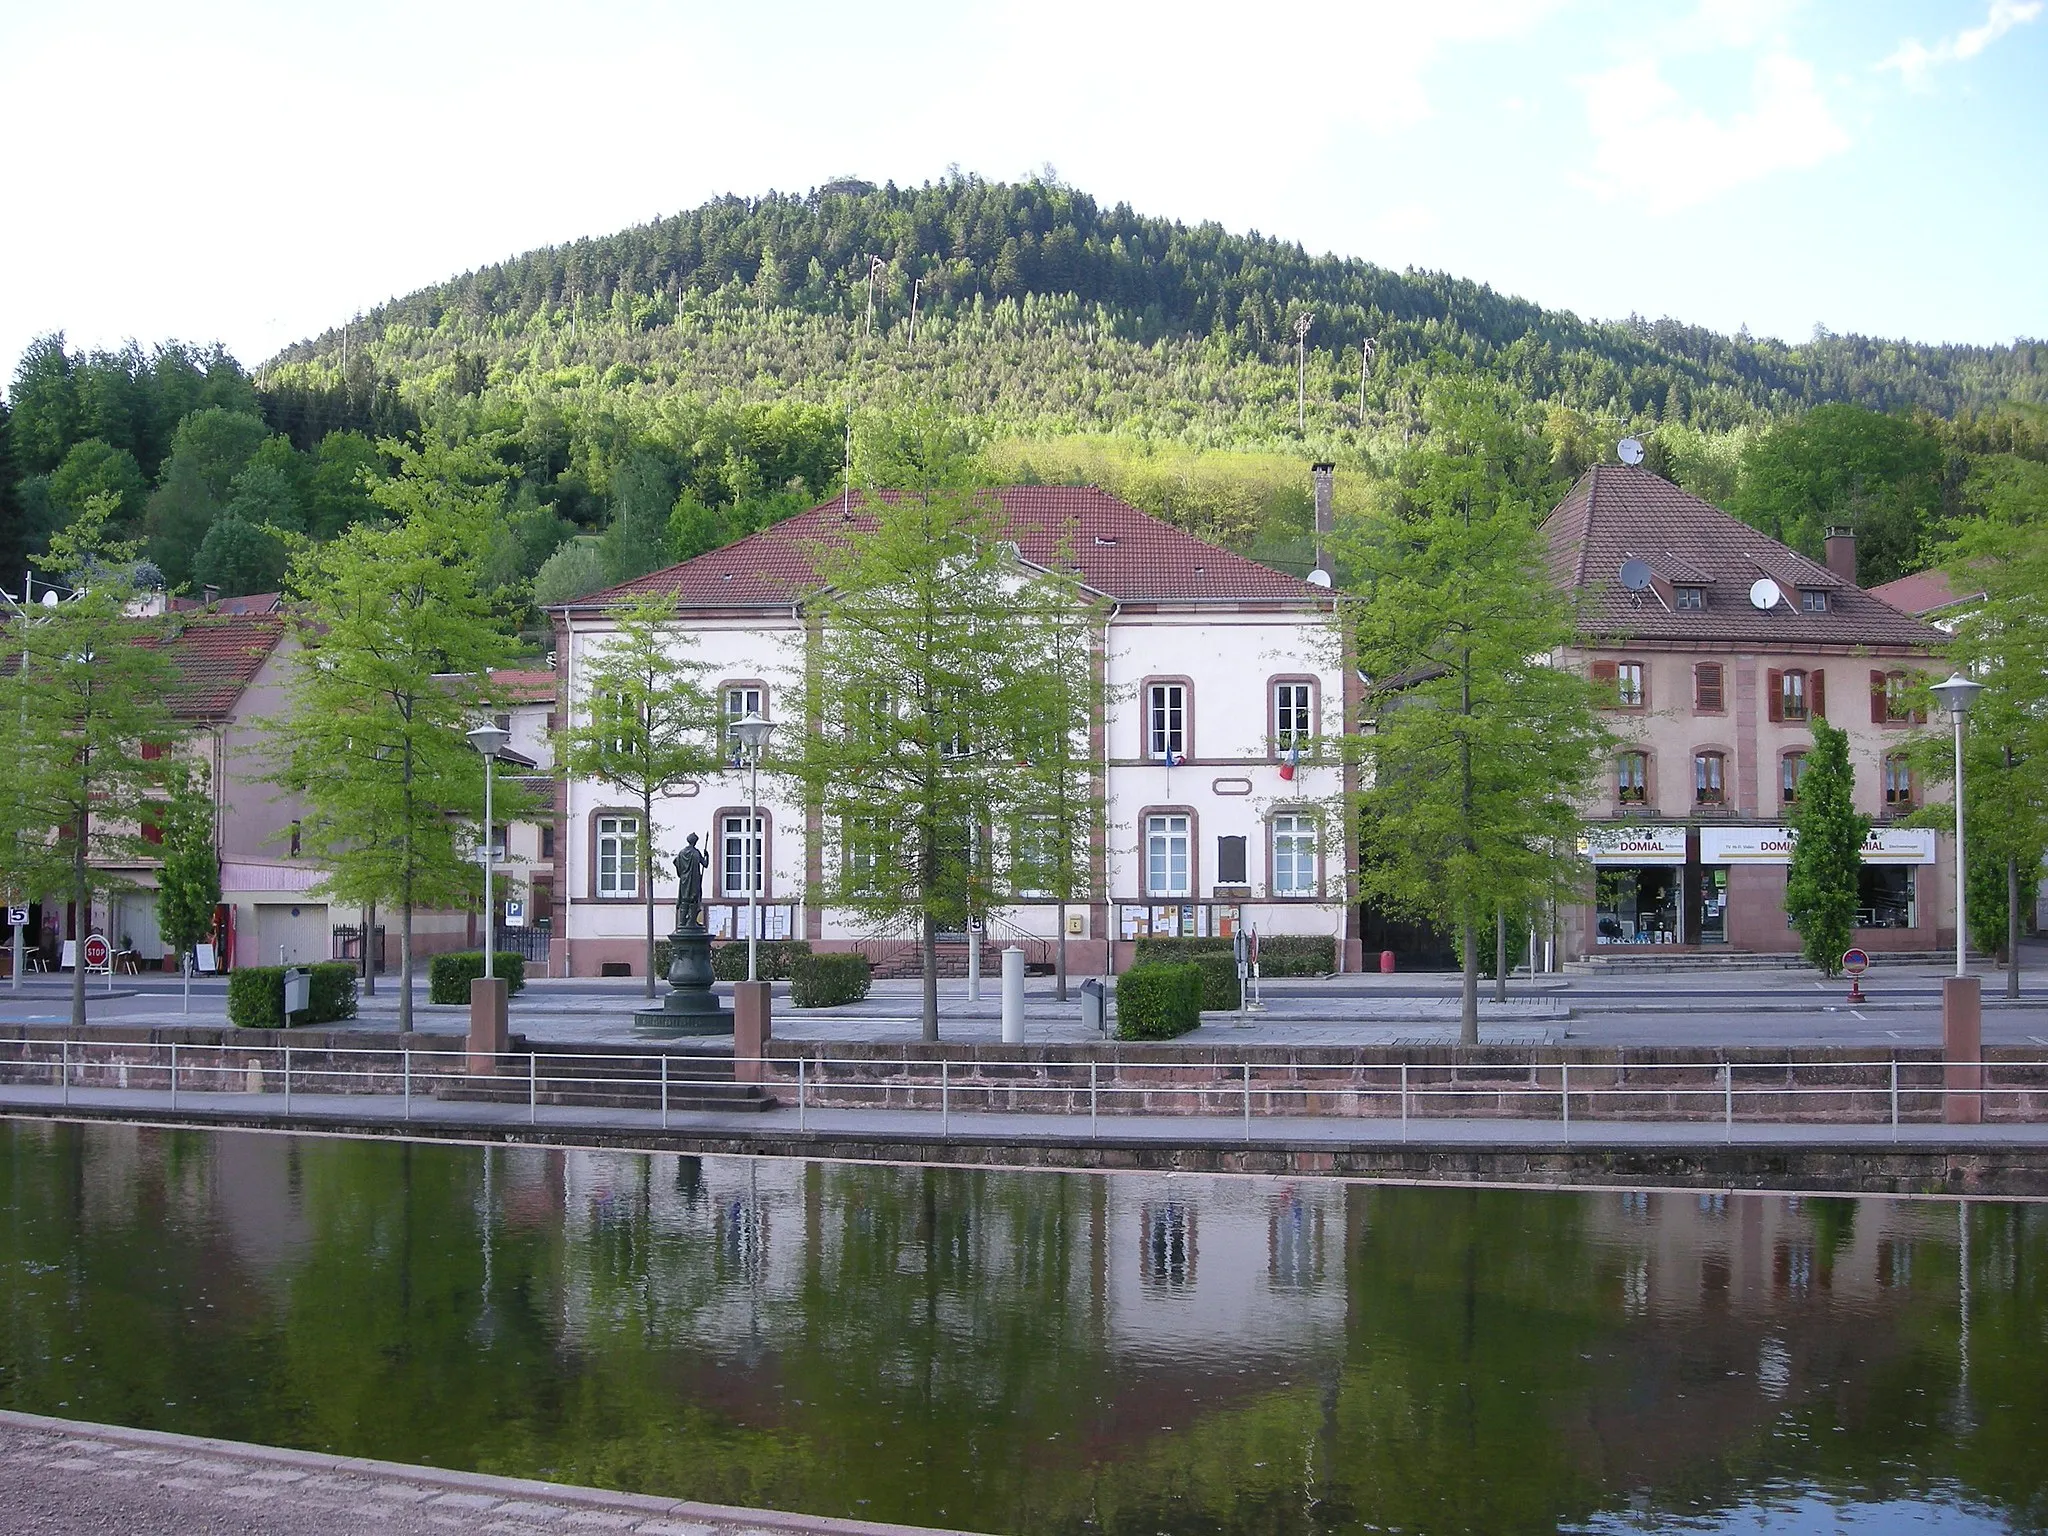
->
(1799, 589), (1828, 613)
(1675, 586), (1704, 611)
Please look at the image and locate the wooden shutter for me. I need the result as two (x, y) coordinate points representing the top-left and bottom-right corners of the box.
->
(1870, 670), (1888, 724)
(1696, 663), (1723, 711)
(1766, 669), (1783, 723)
(1811, 669), (1826, 721)
(1592, 661), (1618, 704)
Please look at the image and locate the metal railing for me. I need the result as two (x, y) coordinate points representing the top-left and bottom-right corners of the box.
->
(0, 1038), (2041, 1139)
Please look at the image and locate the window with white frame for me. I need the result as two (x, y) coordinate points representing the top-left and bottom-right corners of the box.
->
(1273, 681), (1312, 750)
(601, 691), (639, 758)
(724, 684), (765, 759)
(1271, 814), (1317, 895)
(1011, 813), (1062, 897)
(596, 815), (641, 897)
(842, 815), (886, 896)
(721, 813), (765, 896)
(1146, 682), (1187, 760)
(1144, 813), (1191, 896)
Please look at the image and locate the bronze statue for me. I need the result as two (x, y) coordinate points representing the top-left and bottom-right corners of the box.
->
(674, 833), (709, 932)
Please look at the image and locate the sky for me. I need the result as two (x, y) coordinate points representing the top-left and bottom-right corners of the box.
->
(2, 0), (2044, 384)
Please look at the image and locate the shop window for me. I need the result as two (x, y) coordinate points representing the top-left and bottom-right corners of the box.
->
(1675, 586), (1705, 610)
(1145, 813), (1191, 897)
(1781, 752), (1807, 806)
(1270, 814), (1317, 896)
(1884, 754), (1915, 809)
(1694, 663), (1724, 712)
(596, 814), (640, 897)
(721, 813), (765, 896)
(1596, 867), (1680, 945)
(1858, 867), (1915, 929)
(1617, 751), (1648, 805)
(1694, 751), (1726, 806)
(1799, 589), (1829, 613)
(1146, 682), (1188, 761)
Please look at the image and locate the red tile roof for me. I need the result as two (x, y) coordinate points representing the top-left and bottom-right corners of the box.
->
(1869, 568), (1981, 618)
(169, 592), (282, 616)
(555, 487), (1317, 610)
(159, 615), (287, 722)
(1543, 465), (1944, 651)
(491, 668), (560, 703)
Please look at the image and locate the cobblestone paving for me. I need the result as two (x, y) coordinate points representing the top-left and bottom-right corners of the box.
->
(0, 1412), (973, 1536)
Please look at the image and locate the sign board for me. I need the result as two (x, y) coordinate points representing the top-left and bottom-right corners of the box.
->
(82, 933), (111, 971)
(6, 906), (26, 928)
(502, 898), (526, 929)
(194, 943), (219, 973)
(1702, 826), (1937, 866)
(1580, 826), (1688, 866)
(1843, 948), (1870, 976)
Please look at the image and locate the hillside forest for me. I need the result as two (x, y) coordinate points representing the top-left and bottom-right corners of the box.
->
(4, 174), (2046, 632)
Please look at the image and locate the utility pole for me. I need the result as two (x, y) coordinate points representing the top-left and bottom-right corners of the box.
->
(1360, 336), (1378, 417)
(1294, 313), (1314, 435)
(865, 255), (887, 336)
(909, 276), (925, 346)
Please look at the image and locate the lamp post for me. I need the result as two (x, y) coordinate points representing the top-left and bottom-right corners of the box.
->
(732, 712), (776, 981)
(467, 723), (510, 979)
(1930, 674), (1984, 976)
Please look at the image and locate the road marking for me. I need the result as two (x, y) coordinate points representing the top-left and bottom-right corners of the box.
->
(1888, 1030), (1906, 1039)
(2030, 1035), (2048, 1046)
(1851, 1010), (1866, 1020)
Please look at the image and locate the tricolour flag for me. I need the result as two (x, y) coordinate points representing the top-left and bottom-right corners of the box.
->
(1278, 743), (1299, 781)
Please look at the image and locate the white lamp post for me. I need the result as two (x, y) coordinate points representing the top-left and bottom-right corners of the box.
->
(1930, 674), (1985, 977)
(732, 711), (776, 982)
(467, 723), (511, 979)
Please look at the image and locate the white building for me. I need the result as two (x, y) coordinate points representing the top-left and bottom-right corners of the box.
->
(544, 487), (1357, 976)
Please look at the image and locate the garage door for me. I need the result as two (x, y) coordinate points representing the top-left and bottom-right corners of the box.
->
(254, 903), (331, 966)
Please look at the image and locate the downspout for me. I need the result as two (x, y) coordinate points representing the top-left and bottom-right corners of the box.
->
(561, 606), (576, 978)
(1104, 602), (1119, 977)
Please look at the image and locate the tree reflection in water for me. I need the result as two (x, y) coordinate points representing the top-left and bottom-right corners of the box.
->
(0, 1122), (2039, 1535)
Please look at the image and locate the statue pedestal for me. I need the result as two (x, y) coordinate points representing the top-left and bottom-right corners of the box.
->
(633, 928), (731, 1037)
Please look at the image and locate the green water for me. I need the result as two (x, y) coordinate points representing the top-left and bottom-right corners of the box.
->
(0, 1122), (2041, 1535)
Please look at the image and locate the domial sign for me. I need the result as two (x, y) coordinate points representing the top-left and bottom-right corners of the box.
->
(674, 834), (709, 933)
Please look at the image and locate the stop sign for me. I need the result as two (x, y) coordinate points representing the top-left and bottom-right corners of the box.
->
(82, 933), (111, 970)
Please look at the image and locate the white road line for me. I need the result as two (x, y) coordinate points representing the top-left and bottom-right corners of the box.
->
(2030, 1035), (2048, 1046)
(1852, 1010), (1866, 1020)
(1888, 1029), (1906, 1039)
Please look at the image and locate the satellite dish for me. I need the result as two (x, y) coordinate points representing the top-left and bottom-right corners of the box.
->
(1749, 577), (1783, 611)
(40, 590), (59, 609)
(1618, 437), (1645, 466)
(1618, 559), (1653, 592)
(1305, 569), (1333, 588)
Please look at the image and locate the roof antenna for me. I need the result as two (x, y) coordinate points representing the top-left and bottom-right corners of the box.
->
(842, 415), (852, 521)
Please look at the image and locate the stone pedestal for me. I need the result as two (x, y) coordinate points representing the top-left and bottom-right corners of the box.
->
(633, 929), (731, 1037)
(733, 980), (771, 1083)
(468, 977), (509, 1074)
(1942, 975), (1983, 1125)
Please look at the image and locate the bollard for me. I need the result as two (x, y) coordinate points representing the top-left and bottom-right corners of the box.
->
(1000, 947), (1025, 1045)
(1379, 949), (1396, 975)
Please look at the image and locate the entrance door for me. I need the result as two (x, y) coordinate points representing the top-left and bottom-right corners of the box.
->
(1697, 867), (1729, 944)
(254, 903), (331, 966)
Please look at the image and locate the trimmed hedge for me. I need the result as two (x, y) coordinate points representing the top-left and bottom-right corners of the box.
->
(428, 951), (528, 1004)
(1114, 963), (1203, 1040)
(710, 938), (813, 981)
(228, 963), (360, 1028)
(1132, 934), (1335, 977)
(789, 952), (872, 1007)
(1191, 952), (1243, 1010)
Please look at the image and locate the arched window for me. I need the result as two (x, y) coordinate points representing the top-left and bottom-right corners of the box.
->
(1884, 754), (1915, 809)
(1694, 751), (1726, 806)
(1781, 751), (1807, 806)
(1618, 751), (1648, 805)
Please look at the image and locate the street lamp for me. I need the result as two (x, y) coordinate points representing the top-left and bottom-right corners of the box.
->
(1931, 674), (1985, 977)
(732, 711), (776, 982)
(467, 723), (510, 979)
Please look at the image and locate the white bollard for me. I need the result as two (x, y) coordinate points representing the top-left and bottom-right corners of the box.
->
(1000, 945), (1025, 1044)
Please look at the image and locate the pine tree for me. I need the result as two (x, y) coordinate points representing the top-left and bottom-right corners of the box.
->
(1784, 718), (1869, 977)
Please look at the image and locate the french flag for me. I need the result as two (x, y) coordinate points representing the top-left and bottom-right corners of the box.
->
(1159, 749), (1184, 768)
(1279, 743), (1299, 782)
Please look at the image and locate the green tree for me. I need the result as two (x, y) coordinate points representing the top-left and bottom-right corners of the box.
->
(1338, 381), (1612, 1041)
(4, 498), (177, 1028)
(555, 593), (721, 996)
(48, 439), (148, 531)
(304, 431), (383, 538)
(193, 516), (290, 598)
(599, 448), (678, 585)
(143, 407), (274, 587)
(154, 760), (221, 972)
(273, 436), (517, 1029)
(1783, 718), (1870, 977)
(786, 409), (1098, 1039)
(1733, 404), (1943, 584)
(7, 334), (79, 476)
(533, 539), (609, 607)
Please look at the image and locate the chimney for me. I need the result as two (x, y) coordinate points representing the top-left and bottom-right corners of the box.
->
(202, 584), (220, 606)
(1823, 526), (1856, 585)
(1310, 463), (1335, 579)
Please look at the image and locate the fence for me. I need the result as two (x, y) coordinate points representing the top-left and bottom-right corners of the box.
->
(1, 1038), (2044, 1137)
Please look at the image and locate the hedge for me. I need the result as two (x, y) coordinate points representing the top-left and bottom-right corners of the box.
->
(1114, 963), (1203, 1040)
(427, 951), (528, 1004)
(228, 963), (359, 1028)
(1132, 935), (1335, 977)
(711, 938), (813, 981)
(1191, 952), (1243, 1010)
(789, 952), (872, 1007)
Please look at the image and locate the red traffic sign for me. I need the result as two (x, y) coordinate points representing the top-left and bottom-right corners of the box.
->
(1842, 948), (1870, 976)
(82, 933), (111, 969)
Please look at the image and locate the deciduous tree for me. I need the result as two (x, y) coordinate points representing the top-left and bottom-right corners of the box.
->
(155, 760), (221, 971)
(1784, 718), (1869, 978)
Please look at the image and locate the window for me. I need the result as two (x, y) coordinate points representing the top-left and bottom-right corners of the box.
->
(1145, 813), (1191, 896)
(600, 690), (639, 757)
(1273, 681), (1313, 750)
(1884, 754), (1915, 809)
(1694, 751), (1726, 806)
(721, 813), (765, 896)
(596, 815), (640, 897)
(843, 815), (887, 896)
(1010, 814), (1060, 897)
(141, 804), (165, 847)
(1781, 751), (1807, 806)
(1216, 834), (1248, 886)
(723, 684), (765, 759)
(492, 712), (512, 732)
(1146, 682), (1188, 760)
(1675, 586), (1705, 610)
(1799, 589), (1828, 613)
(1874, 669), (1918, 724)
(1781, 669), (1808, 722)
(1769, 667), (1825, 724)
(1618, 751), (1648, 805)
(1694, 663), (1724, 712)
(1616, 661), (1645, 707)
(288, 819), (302, 858)
(540, 826), (556, 860)
(1271, 814), (1317, 895)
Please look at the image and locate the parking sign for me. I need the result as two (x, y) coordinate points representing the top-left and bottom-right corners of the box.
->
(6, 906), (25, 928)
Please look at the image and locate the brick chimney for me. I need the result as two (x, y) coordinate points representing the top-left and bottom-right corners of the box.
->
(1823, 526), (1856, 585)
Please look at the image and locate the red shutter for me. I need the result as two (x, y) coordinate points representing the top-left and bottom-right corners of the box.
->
(1766, 669), (1783, 723)
(1871, 669), (1888, 724)
(140, 741), (164, 761)
(1911, 671), (1928, 725)
(1638, 661), (1650, 710)
(1592, 661), (1618, 706)
(1810, 669), (1826, 722)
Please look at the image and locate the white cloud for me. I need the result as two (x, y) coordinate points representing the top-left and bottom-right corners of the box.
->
(1578, 51), (1851, 213)
(1879, 0), (2043, 90)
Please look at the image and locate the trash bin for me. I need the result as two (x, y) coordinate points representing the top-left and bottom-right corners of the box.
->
(1079, 978), (1106, 1035)
(283, 967), (310, 1021)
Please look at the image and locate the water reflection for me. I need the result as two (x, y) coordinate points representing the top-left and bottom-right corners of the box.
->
(0, 1122), (2040, 1535)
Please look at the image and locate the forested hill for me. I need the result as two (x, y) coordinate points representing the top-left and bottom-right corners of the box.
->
(270, 175), (2044, 434)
